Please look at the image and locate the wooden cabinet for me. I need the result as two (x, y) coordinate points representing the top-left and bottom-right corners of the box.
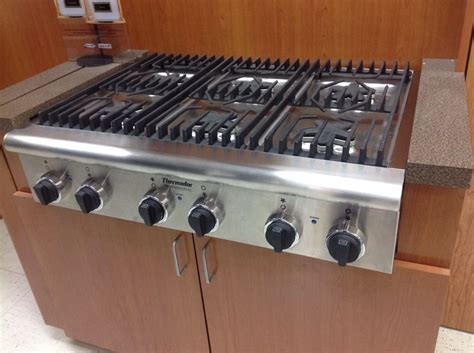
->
(7, 191), (451, 353)
(194, 237), (449, 353)
(11, 193), (209, 353)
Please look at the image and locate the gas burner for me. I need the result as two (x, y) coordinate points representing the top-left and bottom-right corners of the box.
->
(155, 106), (252, 146)
(261, 115), (358, 161)
(312, 81), (376, 113)
(190, 111), (242, 143)
(102, 53), (216, 96)
(298, 79), (397, 114)
(297, 120), (356, 155)
(192, 74), (284, 105)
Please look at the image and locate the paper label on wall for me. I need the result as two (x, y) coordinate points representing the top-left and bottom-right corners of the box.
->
(98, 43), (113, 49)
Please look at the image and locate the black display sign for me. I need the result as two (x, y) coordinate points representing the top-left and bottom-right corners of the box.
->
(64, 0), (81, 7)
(93, 2), (112, 12)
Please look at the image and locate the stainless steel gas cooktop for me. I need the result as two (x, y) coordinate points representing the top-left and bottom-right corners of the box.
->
(4, 53), (413, 273)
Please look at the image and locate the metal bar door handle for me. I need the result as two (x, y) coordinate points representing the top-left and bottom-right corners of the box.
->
(201, 240), (215, 284)
(172, 234), (187, 277)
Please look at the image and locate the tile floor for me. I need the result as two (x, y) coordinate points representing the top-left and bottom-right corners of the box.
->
(0, 219), (473, 353)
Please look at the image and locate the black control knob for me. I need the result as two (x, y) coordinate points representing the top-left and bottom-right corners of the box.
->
(75, 186), (102, 213)
(138, 198), (165, 226)
(265, 220), (297, 253)
(188, 206), (217, 237)
(326, 231), (363, 266)
(33, 179), (59, 205)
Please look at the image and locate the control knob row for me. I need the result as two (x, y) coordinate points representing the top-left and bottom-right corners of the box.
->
(32, 173), (366, 266)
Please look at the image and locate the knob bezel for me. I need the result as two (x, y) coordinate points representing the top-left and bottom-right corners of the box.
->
(36, 171), (69, 204)
(188, 196), (223, 234)
(264, 213), (301, 250)
(75, 178), (109, 212)
(138, 187), (174, 224)
(326, 219), (367, 263)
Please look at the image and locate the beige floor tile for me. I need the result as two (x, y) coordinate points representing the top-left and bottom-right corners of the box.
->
(0, 219), (24, 274)
(0, 219), (14, 258)
(53, 337), (104, 353)
(1, 287), (101, 353)
(0, 249), (25, 275)
(0, 269), (30, 317)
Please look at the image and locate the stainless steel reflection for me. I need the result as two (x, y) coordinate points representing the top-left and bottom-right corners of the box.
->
(4, 124), (404, 211)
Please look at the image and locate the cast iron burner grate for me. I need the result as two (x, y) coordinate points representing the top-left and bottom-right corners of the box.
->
(35, 53), (412, 167)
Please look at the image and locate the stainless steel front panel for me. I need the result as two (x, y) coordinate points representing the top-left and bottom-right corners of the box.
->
(4, 124), (405, 273)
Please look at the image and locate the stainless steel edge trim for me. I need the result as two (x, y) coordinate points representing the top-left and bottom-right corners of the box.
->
(4, 124), (405, 211)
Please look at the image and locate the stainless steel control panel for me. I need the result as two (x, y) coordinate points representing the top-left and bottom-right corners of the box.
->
(4, 124), (405, 273)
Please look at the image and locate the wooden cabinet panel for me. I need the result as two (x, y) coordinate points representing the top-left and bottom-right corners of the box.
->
(195, 237), (449, 353)
(397, 183), (466, 268)
(456, 0), (473, 72)
(0, 150), (60, 325)
(121, 0), (464, 70)
(444, 179), (474, 332)
(444, 35), (474, 333)
(11, 193), (209, 353)
(3, 150), (29, 192)
(0, 0), (67, 89)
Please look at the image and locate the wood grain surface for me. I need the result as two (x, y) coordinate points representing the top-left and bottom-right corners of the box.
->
(397, 183), (466, 268)
(195, 236), (449, 353)
(444, 180), (474, 332)
(121, 0), (464, 69)
(11, 192), (209, 353)
(0, 149), (60, 326)
(0, 0), (466, 88)
(444, 36), (474, 333)
(0, 0), (67, 89)
(456, 0), (474, 72)
(2, 150), (29, 192)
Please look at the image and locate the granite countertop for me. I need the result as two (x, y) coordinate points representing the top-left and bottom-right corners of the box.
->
(0, 50), (147, 135)
(406, 59), (473, 189)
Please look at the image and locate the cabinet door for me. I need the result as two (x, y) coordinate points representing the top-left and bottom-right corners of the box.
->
(195, 237), (449, 353)
(12, 192), (209, 353)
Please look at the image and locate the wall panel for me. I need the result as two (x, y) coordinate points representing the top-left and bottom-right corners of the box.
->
(121, 0), (464, 68)
(0, 1), (466, 89)
(0, 0), (67, 89)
